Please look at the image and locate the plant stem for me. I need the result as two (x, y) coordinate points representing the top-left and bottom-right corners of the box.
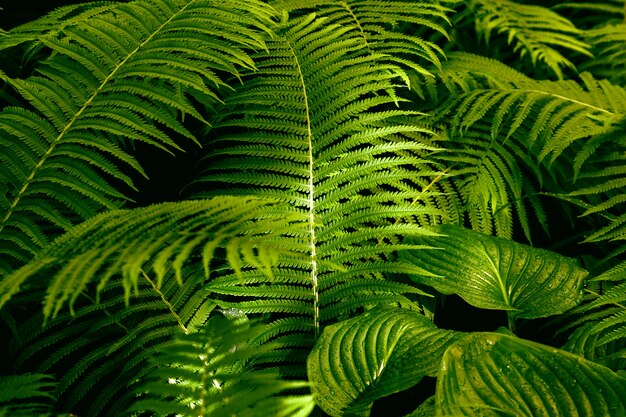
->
(507, 311), (516, 334)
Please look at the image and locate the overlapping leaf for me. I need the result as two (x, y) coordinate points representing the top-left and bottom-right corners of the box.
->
(307, 307), (463, 416)
(402, 224), (588, 319)
(0, 197), (307, 319)
(132, 314), (315, 417)
(437, 332), (626, 416)
(0, 0), (274, 272)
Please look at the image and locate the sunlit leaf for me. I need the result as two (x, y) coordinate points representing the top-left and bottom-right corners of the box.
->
(437, 332), (626, 416)
(308, 307), (463, 416)
(402, 224), (588, 319)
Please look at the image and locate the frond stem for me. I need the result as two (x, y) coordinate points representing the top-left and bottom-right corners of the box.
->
(287, 40), (320, 338)
(585, 288), (626, 310)
(340, 2), (373, 54)
(81, 292), (130, 333)
(525, 89), (614, 115)
(141, 271), (189, 334)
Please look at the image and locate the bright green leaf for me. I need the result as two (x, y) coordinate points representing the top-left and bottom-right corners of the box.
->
(402, 224), (588, 319)
(437, 332), (626, 416)
(307, 307), (464, 417)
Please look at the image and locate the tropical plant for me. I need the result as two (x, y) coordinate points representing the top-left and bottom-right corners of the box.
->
(0, 0), (625, 416)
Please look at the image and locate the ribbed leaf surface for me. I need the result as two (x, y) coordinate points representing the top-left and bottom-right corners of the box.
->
(402, 224), (588, 319)
(437, 332), (626, 416)
(307, 307), (463, 416)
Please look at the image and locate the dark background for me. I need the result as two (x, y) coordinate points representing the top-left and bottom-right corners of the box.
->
(1, 1), (78, 29)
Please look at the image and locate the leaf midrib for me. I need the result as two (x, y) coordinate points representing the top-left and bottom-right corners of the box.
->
(286, 38), (320, 337)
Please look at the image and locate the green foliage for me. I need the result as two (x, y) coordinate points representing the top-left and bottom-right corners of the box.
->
(132, 313), (315, 417)
(0, 0), (273, 273)
(0, 0), (625, 416)
(437, 332), (626, 416)
(0, 197), (306, 319)
(307, 307), (463, 416)
(187, 10), (443, 374)
(402, 224), (588, 320)
(0, 373), (59, 416)
(463, 0), (591, 78)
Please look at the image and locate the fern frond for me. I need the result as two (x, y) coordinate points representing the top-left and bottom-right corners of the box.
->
(188, 13), (443, 372)
(0, 373), (57, 416)
(434, 53), (626, 165)
(131, 314), (315, 417)
(425, 121), (547, 241)
(0, 197), (307, 318)
(0, 0), (273, 272)
(466, 0), (591, 78)
(0, 2), (116, 51)
(271, 0), (452, 78)
(7, 265), (220, 416)
(553, 1), (625, 23)
(561, 275), (626, 370)
(582, 23), (626, 86)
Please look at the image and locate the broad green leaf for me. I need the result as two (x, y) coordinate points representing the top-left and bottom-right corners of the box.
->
(307, 307), (464, 417)
(404, 396), (437, 417)
(437, 332), (626, 416)
(402, 224), (588, 319)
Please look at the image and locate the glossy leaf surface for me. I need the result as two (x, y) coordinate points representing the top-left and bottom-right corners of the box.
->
(402, 225), (588, 318)
(307, 307), (463, 416)
(437, 332), (626, 416)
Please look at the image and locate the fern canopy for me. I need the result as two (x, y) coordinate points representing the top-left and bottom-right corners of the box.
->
(466, 0), (591, 78)
(1, 0), (626, 416)
(189, 11), (443, 372)
(0, 0), (273, 273)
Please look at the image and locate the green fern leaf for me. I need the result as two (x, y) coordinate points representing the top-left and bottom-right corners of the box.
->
(0, 2), (117, 51)
(185, 13), (445, 374)
(271, 0), (452, 77)
(0, 0), (273, 271)
(7, 264), (221, 415)
(466, 0), (591, 78)
(131, 313), (315, 417)
(192, 11), (443, 335)
(0, 197), (306, 318)
(0, 373), (57, 416)
(560, 259), (626, 369)
(435, 53), (626, 159)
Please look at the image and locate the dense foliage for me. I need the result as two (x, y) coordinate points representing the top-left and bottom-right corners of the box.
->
(1, 0), (625, 416)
